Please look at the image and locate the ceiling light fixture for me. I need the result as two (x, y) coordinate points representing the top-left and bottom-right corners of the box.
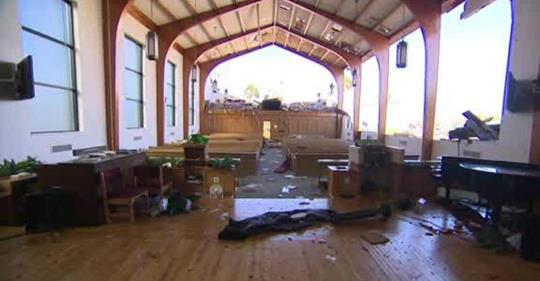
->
(145, 0), (159, 60)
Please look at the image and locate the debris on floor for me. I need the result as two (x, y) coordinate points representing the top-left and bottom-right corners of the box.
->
(361, 231), (390, 245)
(299, 201), (310, 206)
(236, 183), (262, 193)
(325, 254), (337, 262)
(284, 174), (308, 180)
(218, 204), (391, 240)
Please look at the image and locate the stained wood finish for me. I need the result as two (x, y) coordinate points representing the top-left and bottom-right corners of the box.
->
(401, 0), (442, 161)
(377, 47), (390, 142)
(353, 63), (362, 131)
(2, 197), (540, 280)
(204, 111), (342, 139)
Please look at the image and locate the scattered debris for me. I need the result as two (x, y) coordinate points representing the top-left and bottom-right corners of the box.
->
(208, 208), (221, 214)
(237, 183), (262, 193)
(290, 212), (307, 219)
(281, 187), (290, 194)
(286, 184), (297, 190)
(361, 231), (390, 245)
(284, 174), (308, 180)
(316, 239), (327, 244)
(325, 255), (337, 262)
(299, 202), (310, 206)
(220, 212), (230, 221)
(265, 177), (275, 181)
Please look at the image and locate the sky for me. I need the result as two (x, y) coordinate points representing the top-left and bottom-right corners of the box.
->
(208, 0), (512, 140)
(209, 45), (337, 104)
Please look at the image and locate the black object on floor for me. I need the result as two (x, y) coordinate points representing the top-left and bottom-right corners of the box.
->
(521, 214), (540, 261)
(24, 187), (73, 233)
(218, 204), (391, 240)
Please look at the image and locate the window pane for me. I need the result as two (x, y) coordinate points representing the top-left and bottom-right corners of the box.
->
(360, 57), (379, 137)
(166, 106), (175, 127)
(123, 70), (142, 100)
(124, 37), (142, 72)
(165, 62), (175, 85)
(124, 100), (143, 128)
(434, 1), (511, 140)
(31, 85), (75, 132)
(23, 31), (74, 88)
(166, 85), (175, 106)
(385, 29), (425, 137)
(20, 0), (72, 44)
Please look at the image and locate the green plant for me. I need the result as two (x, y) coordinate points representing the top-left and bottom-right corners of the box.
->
(209, 156), (239, 170)
(187, 134), (209, 145)
(149, 157), (183, 167)
(0, 157), (40, 177)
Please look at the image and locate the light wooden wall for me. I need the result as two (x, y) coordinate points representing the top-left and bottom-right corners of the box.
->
(203, 111), (342, 139)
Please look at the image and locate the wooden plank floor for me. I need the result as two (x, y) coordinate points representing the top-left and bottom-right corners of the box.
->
(1, 197), (540, 281)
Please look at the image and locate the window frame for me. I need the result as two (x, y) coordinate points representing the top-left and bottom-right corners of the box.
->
(23, 0), (79, 134)
(123, 35), (144, 129)
(165, 60), (177, 127)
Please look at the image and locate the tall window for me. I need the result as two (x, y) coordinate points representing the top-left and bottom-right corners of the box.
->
(385, 29), (426, 138)
(165, 61), (176, 127)
(359, 57), (379, 138)
(189, 66), (197, 126)
(434, 0), (511, 140)
(21, 0), (77, 132)
(123, 36), (144, 129)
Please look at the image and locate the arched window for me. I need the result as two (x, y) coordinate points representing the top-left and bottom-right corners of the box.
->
(434, 0), (512, 140)
(359, 57), (379, 139)
(385, 29), (426, 137)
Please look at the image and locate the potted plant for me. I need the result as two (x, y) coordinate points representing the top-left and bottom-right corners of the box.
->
(148, 157), (185, 192)
(0, 157), (40, 180)
(184, 134), (209, 161)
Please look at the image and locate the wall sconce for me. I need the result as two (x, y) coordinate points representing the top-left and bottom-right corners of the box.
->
(191, 65), (198, 82)
(351, 69), (358, 87)
(396, 40), (408, 68)
(146, 31), (158, 61)
(211, 79), (219, 93)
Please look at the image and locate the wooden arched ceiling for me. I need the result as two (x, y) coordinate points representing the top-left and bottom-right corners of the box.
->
(130, 0), (424, 66)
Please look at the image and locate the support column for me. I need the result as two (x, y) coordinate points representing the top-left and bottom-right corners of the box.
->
(102, 0), (131, 150)
(376, 48), (390, 142)
(182, 58), (195, 139)
(402, 0), (442, 160)
(332, 67), (345, 110)
(352, 63), (362, 133)
(198, 63), (213, 134)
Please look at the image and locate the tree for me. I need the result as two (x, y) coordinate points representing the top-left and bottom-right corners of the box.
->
(244, 83), (260, 103)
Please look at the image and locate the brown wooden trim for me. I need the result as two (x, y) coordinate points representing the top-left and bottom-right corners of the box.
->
(126, 5), (157, 30)
(377, 47), (389, 142)
(155, 0), (176, 21)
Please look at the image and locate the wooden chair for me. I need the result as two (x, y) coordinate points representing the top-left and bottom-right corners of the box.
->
(100, 168), (149, 223)
(134, 166), (172, 198)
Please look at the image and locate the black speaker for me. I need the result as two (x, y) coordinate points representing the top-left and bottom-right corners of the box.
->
(521, 214), (540, 261)
(24, 187), (73, 233)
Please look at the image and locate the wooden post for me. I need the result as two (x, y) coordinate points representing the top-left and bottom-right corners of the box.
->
(375, 47), (390, 142)
(353, 63), (362, 132)
(401, 0), (442, 160)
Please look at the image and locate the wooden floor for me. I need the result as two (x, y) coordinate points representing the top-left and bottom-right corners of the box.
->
(1, 197), (540, 281)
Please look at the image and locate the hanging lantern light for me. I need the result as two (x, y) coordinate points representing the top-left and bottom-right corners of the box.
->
(146, 31), (159, 61)
(146, 0), (158, 61)
(396, 40), (408, 68)
(396, 5), (408, 69)
(351, 68), (358, 87)
(211, 79), (219, 93)
(191, 65), (198, 82)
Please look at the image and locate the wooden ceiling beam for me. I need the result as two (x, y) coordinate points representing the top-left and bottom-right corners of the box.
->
(156, 0), (176, 21)
(184, 24), (275, 62)
(257, 3), (262, 48)
(126, 5), (157, 30)
(308, 45), (316, 57)
(272, 0), (278, 43)
(296, 38), (304, 52)
(275, 23), (360, 66)
(318, 21), (331, 41)
(236, 10), (251, 50)
(335, 0), (347, 14)
(303, 0), (320, 35)
(320, 49), (330, 61)
(283, 0), (388, 52)
(372, 3), (404, 33)
(354, 0), (376, 22)
(288, 6), (296, 30)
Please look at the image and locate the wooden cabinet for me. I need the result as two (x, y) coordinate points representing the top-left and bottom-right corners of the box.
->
(205, 167), (238, 197)
(36, 152), (147, 225)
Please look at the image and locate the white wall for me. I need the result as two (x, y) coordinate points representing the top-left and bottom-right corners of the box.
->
(385, 135), (422, 157)
(0, 0), (107, 163)
(117, 14), (157, 150)
(164, 49), (184, 143)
